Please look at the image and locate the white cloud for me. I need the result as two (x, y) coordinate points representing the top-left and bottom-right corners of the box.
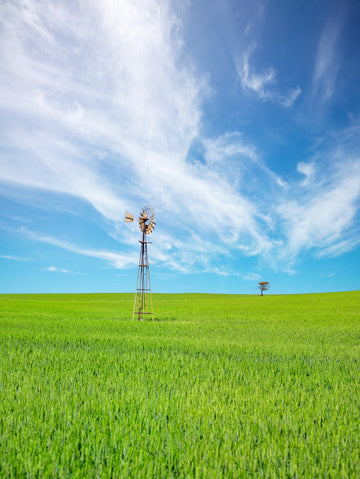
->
(44, 266), (74, 274)
(0, 0), (204, 219)
(278, 159), (360, 261)
(280, 86), (302, 107)
(0, 255), (29, 262)
(316, 238), (360, 259)
(235, 44), (301, 107)
(313, 10), (347, 100)
(240, 272), (261, 281)
(297, 161), (316, 186)
(321, 273), (335, 278)
(0, 0), (359, 278)
(0, 0), (273, 261)
(235, 43), (275, 100)
(203, 132), (258, 164)
(21, 227), (139, 269)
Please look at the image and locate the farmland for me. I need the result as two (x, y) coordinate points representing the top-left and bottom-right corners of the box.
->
(0, 291), (359, 478)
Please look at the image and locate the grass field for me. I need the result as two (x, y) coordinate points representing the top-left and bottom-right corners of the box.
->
(0, 291), (359, 478)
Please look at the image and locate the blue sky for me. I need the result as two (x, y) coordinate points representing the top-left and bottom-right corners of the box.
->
(1, 0), (360, 294)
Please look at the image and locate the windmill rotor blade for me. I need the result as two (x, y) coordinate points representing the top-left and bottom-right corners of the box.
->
(132, 206), (156, 234)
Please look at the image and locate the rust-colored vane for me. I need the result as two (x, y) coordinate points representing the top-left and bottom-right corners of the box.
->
(137, 205), (156, 235)
(124, 212), (134, 223)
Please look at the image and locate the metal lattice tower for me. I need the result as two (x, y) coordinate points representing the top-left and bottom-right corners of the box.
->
(133, 230), (153, 320)
(124, 206), (156, 321)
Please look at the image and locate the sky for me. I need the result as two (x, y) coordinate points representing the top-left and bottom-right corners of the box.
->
(1, 0), (360, 295)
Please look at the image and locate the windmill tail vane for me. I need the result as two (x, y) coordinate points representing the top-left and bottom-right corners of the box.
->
(124, 212), (134, 223)
(124, 205), (155, 321)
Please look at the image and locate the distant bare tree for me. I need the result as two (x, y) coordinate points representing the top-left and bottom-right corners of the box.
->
(258, 281), (270, 296)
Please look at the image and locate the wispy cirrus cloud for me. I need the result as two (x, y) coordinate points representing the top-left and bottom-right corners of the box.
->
(0, 0), (271, 261)
(20, 227), (139, 269)
(0, 254), (30, 262)
(235, 43), (301, 107)
(44, 266), (78, 274)
(317, 238), (360, 259)
(235, 43), (275, 99)
(238, 272), (261, 282)
(0, 0), (204, 218)
(277, 157), (360, 262)
(297, 161), (316, 187)
(279, 86), (302, 108)
(21, 225), (227, 274)
(0, 0), (359, 281)
(312, 8), (347, 100)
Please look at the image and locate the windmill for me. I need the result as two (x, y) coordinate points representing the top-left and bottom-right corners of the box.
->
(125, 206), (156, 320)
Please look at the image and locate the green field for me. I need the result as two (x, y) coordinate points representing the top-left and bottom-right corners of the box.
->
(1, 292), (359, 478)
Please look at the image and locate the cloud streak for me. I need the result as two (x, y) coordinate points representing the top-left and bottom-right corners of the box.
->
(21, 227), (139, 269)
(0, 0), (205, 219)
(0, 0), (275, 262)
(312, 9), (347, 100)
(236, 43), (275, 99)
(0, 255), (30, 262)
(235, 43), (301, 107)
(0, 0), (359, 279)
(44, 266), (79, 274)
(278, 158), (360, 262)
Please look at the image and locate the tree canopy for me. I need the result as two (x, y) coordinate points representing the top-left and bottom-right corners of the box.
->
(258, 281), (270, 296)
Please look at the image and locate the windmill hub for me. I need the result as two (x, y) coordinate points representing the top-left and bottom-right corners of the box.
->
(139, 206), (156, 234)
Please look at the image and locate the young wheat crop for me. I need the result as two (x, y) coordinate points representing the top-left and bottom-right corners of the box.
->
(0, 292), (359, 477)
